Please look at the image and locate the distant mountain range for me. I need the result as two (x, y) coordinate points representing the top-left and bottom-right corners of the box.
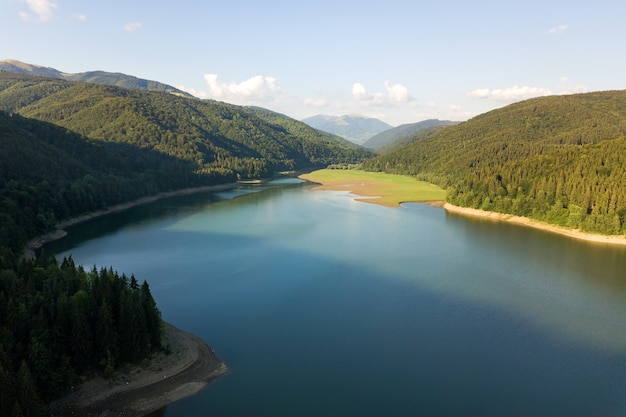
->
(301, 114), (392, 145)
(0, 59), (193, 97)
(362, 119), (459, 151)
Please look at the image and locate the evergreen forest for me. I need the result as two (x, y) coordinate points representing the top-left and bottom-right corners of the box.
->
(363, 90), (626, 235)
(0, 252), (162, 416)
(2, 67), (626, 416)
(0, 72), (372, 416)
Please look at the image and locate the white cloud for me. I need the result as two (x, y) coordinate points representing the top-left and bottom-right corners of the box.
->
(124, 22), (143, 32)
(547, 24), (568, 35)
(351, 81), (413, 106)
(203, 74), (285, 104)
(20, 0), (57, 21)
(384, 81), (411, 103)
(352, 83), (377, 101)
(468, 85), (553, 102)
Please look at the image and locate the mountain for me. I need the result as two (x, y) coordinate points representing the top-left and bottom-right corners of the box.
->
(363, 119), (458, 151)
(301, 114), (392, 144)
(0, 59), (63, 78)
(0, 111), (207, 251)
(0, 72), (372, 248)
(0, 59), (193, 97)
(363, 90), (626, 235)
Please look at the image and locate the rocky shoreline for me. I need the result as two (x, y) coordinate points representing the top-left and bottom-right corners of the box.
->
(50, 323), (227, 417)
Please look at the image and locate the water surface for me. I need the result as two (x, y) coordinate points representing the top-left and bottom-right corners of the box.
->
(48, 178), (626, 417)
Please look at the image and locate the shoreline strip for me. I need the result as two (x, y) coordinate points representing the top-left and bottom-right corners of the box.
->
(50, 322), (228, 417)
(24, 183), (239, 255)
(443, 203), (626, 246)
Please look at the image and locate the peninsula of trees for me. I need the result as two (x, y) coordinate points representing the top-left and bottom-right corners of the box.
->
(0, 252), (163, 416)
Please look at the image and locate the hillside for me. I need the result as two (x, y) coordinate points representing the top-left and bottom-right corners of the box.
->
(301, 114), (392, 144)
(0, 111), (209, 251)
(0, 73), (371, 248)
(363, 119), (458, 151)
(363, 90), (626, 235)
(0, 59), (193, 97)
(0, 73), (370, 176)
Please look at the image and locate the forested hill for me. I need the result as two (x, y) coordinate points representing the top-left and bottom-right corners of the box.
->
(363, 90), (626, 235)
(0, 73), (371, 177)
(0, 111), (206, 252)
(0, 72), (371, 250)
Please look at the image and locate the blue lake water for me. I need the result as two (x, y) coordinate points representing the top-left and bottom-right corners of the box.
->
(48, 178), (626, 417)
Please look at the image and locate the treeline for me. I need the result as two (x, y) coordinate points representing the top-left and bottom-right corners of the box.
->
(363, 90), (626, 235)
(0, 251), (162, 416)
(0, 73), (371, 179)
(0, 111), (232, 252)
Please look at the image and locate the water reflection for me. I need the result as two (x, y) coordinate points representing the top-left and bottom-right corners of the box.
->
(48, 179), (626, 417)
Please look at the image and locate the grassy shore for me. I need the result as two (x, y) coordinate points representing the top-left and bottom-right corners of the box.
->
(299, 169), (446, 207)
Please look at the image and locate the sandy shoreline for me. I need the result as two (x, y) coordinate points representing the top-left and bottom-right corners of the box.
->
(300, 172), (626, 245)
(24, 183), (239, 256)
(443, 203), (626, 246)
(50, 322), (228, 417)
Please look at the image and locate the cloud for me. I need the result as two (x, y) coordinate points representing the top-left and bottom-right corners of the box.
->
(352, 81), (413, 105)
(384, 81), (411, 103)
(352, 83), (375, 101)
(547, 24), (568, 34)
(20, 0), (57, 21)
(124, 22), (143, 32)
(203, 74), (285, 104)
(468, 85), (553, 102)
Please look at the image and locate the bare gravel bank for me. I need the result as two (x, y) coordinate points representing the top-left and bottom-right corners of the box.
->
(51, 323), (227, 417)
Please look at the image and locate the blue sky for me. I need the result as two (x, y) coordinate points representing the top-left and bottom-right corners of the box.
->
(2, 0), (625, 126)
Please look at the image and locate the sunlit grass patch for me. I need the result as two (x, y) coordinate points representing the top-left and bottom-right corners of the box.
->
(299, 169), (446, 207)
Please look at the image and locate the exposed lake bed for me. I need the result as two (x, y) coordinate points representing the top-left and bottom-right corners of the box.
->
(47, 177), (626, 417)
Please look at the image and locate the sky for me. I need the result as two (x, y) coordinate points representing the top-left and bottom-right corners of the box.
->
(1, 0), (625, 126)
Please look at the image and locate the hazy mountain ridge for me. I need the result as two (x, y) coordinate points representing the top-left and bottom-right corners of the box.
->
(363, 119), (459, 151)
(301, 114), (392, 144)
(0, 59), (193, 97)
(363, 90), (626, 235)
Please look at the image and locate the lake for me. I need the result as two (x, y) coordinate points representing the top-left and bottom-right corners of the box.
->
(47, 178), (626, 417)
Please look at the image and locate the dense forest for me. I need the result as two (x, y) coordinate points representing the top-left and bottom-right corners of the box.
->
(0, 73), (371, 251)
(0, 252), (162, 416)
(0, 73), (370, 178)
(0, 72), (372, 416)
(3, 67), (626, 416)
(363, 90), (626, 235)
(0, 111), (217, 253)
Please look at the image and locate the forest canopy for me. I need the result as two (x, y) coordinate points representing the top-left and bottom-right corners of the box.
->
(363, 90), (626, 235)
